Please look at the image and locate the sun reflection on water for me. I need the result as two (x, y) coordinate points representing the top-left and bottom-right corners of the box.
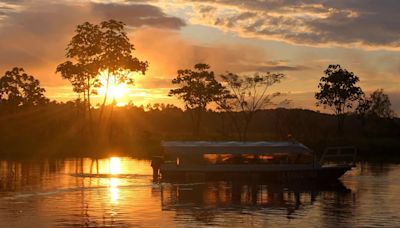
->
(109, 178), (120, 204)
(108, 157), (121, 204)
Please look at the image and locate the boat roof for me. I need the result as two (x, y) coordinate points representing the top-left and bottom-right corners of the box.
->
(161, 141), (312, 155)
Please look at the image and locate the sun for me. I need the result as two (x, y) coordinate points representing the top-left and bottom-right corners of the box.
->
(98, 70), (129, 100)
(109, 157), (122, 174)
(98, 78), (129, 99)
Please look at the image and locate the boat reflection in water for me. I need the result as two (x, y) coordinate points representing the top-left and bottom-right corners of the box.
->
(160, 180), (351, 222)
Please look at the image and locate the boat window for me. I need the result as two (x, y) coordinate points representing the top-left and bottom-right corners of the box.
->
(203, 153), (312, 164)
(203, 153), (282, 164)
(203, 154), (231, 164)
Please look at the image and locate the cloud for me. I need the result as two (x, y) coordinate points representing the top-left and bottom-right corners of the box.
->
(182, 0), (400, 50)
(131, 28), (306, 82)
(92, 3), (185, 29)
(0, 1), (185, 85)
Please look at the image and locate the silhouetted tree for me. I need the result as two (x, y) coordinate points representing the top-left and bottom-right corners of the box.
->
(98, 20), (148, 119)
(219, 72), (285, 141)
(169, 63), (228, 136)
(369, 89), (395, 119)
(315, 64), (364, 134)
(57, 20), (148, 120)
(356, 89), (395, 120)
(355, 95), (372, 128)
(145, 103), (180, 112)
(0, 67), (48, 111)
(56, 22), (102, 116)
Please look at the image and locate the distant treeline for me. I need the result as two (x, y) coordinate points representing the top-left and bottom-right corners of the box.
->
(0, 102), (399, 159)
(1, 19), (399, 161)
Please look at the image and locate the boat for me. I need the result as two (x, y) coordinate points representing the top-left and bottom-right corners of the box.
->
(158, 141), (356, 182)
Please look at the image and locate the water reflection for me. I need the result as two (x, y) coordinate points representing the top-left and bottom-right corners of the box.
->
(109, 178), (120, 204)
(0, 159), (399, 227)
(161, 181), (351, 224)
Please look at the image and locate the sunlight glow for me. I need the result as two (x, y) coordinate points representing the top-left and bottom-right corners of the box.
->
(98, 70), (130, 101)
(116, 102), (127, 107)
(109, 157), (122, 174)
(98, 79), (129, 99)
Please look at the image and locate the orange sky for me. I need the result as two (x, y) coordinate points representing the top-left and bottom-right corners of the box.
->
(0, 0), (399, 113)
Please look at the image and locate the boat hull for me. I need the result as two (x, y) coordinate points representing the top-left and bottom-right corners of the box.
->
(160, 165), (352, 182)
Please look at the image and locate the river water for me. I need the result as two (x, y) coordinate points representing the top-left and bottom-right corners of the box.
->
(0, 157), (399, 227)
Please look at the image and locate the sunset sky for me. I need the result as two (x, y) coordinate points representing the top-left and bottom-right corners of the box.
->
(1, 0), (399, 113)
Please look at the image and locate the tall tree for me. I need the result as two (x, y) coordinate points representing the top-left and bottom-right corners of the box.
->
(219, 72), (285, 141)
(169, 63), (229, 136)
(369, 89), (395, 119)
(357, 89), (395, 119)
(0, 67), (48, 110)
(56, 22), (103, 115)
(57, 20), (148, 119)
(315, 64), (364, 134)
(98, 20), (148, 119)
(355, 95), (372, 128)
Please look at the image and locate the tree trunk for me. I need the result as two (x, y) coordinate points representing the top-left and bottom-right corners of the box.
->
(86, 78), (93, 135)
(99, 72), (111, 121)
(243, 121), (249, 142)
(220, 113), (226, 138)
(194, 108), (202, 137)
(108, 98), (115, 141)
(232, 112), (243, 141)
(242, 112), (254, 142)
(337, 114), (346, 135)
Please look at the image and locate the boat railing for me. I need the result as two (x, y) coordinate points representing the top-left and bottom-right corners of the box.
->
(320, 146), (357, 166)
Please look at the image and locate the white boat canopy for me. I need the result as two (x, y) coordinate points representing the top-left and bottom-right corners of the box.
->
(161, 141), (313, 155)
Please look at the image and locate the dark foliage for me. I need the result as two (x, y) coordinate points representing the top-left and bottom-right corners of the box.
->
(219, 72), (286, 141)
(315, 64), (364, 134)
(169, 63), (229, 136)
(0, 67), (48, 111)
(0, 103), (398, 159)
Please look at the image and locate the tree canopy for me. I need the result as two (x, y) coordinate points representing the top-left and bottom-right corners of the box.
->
(169, 63), (229, 136)
(357, 89), (395, 119)
(56, 20), (148, 114)
(56, 22), (102, 112)
(315, 64), (364, 133)
(169, 63), (228, 110)
(219, 72), (285, 141)
(0, 67), (48, 109)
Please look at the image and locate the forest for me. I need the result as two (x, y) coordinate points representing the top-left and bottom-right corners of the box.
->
(0, 19), (399, 160)
(0, 102), (398, 159)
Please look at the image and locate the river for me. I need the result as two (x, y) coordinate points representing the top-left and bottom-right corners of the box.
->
(0, 157), (399, 227)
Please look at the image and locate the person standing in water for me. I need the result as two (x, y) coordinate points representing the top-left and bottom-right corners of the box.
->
(151, 156), (163, 181)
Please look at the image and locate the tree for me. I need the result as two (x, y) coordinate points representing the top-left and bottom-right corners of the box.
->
(315, 64), (364, 134)
(355, 95), (372, 128)
(369, 89), (395, 118)
(169, 63), (229, 136)
(219, 72), (285, 141)
(0, 67), (48, 110)
(98, 20), (148, 118)
(56, 22), (103, 116)
(356, 89), (395, 119)
(56, 20), (148, 119)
